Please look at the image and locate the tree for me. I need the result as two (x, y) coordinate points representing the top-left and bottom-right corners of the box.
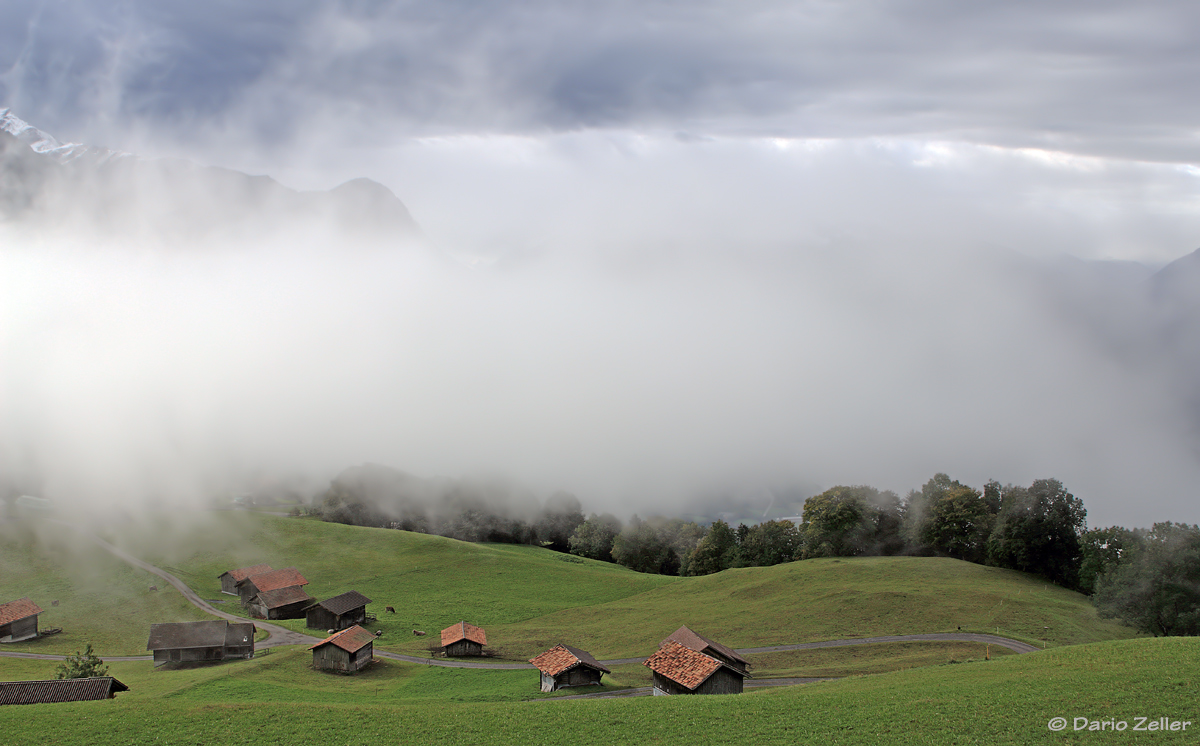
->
(921, 484), (994, 563)
(902, 473), (993, 556)
(535, 492), (585, 552)
(986, 479), (1087, 589)
(739, 519), (801, 567)
(799, 485), (900, 558)
(1093, 523), (1200, 636)
(645, 517), (706, 576)
(686, 520), (740, 576)
(612, 517), (679, 575)
(568, 514), (622, 562)
(1078, 526), (1145, 595)
(55, 643), (108, 679)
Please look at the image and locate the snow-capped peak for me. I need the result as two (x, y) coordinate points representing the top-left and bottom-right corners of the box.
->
(0, 108), (122, 163)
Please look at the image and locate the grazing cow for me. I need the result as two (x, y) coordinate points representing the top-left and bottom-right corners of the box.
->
(375, 630), (383, 637)
(385, 606), (396, 613)
(149, 585), (158, 591)
(412, 630), (426, 636)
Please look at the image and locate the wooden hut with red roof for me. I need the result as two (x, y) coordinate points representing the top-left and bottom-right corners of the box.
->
(234, 567), (308, 605)
(662, 625), (750, 672)
(644, 641), (749, 695)
(217, 564), (272, 595)
(529, 644), (611, 692)
(440, 621), (487, 657)
(0, 598), (43, 643)
(309, 625), (376, 673)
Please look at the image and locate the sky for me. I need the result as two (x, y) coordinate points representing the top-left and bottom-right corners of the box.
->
(2, 1), (1199, 526)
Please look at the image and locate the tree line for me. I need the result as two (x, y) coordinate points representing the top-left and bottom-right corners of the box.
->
(313, 464), (1197, 636)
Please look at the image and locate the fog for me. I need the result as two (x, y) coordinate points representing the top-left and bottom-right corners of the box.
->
(2, 138), (1198, 528)
(3, 2), (1200, 529)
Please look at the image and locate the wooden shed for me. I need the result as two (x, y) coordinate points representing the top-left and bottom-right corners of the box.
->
(305, 590), (372, 631)
(0, 598), (43, 643)
(440, 621), (487, 657)
(234, 567), (308, 605)
(309, 625), (375, 673)
(247, 586), (313, 620)
(217, 564), (273, 595)
(662, 625), (750, 673)
(644, 641), (748, 695)
(529, 644), (611, 692)
(0, 677), (128, 705)
(146, 620), (256, 665)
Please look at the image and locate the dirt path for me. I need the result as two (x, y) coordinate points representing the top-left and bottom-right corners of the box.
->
(0, 526), (1040, 669)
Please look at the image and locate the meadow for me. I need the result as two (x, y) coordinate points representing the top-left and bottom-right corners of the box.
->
(0, 637), (1194, 745)
(77, 512), (1136, 660)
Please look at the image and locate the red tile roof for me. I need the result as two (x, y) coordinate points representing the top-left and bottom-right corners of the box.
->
(309, 625), (376, 654)
(0, 598), (43, 626)
(253, 586), (312, 609)
(529, 644), (611, 677)
(218, 564), (273, 582)
(238, 567), (308, 592)
(644, 641), (725, 690)
(663, 625), (749, 667)
(440, 621), (486, 647)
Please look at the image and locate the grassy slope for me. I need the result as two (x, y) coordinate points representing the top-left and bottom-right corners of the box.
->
(489, 556), (1136, 659)
(104, 512), (676, 655)
(6, 512), (1134, 662)
(0, 520), (216, 656)
(95, 513), (1133, 660)
(0, 637), (1194, 745)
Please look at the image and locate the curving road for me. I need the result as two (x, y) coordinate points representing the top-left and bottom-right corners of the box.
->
(0, 526), (1040, 670)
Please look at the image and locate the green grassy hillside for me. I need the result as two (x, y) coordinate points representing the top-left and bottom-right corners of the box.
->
(0, 637), (1193, 745)
(6, 512), (1135, 661)
(0, 520), (216, 655)
(488, 556), (1136, 659)
(101, 511), (675, 651)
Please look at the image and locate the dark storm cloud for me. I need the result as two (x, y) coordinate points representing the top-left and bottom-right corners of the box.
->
(3, 1), (1199, 161)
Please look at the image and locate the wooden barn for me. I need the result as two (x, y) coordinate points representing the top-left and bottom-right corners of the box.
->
(309, 625), (376, 673)
(440, 621), (487, 657)
(644, 641), (749, 695)
(662, 625), (750, 673)
(0, 677), (128, 705)
(246, 586), (313, 620)
(146, 620), (256, 665)
(305, 590), (372, 631)
(529, 644), (611, 692)
(0, 598), (43, 643)
(233, 567), (308, 605)
(217, 564), (273, 595)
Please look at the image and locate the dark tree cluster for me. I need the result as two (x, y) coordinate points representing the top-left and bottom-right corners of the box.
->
(1091, 522), (1200, 637)
(800, 474), (1089, 590)
(314, 463), (584, 549)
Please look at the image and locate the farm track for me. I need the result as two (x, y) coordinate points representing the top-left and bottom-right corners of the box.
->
(1, 524), (1040, 671)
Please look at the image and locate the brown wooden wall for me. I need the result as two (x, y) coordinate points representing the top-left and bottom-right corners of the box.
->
(444, 640), (483, 657)
(312, 643), (373, 673)
(306, 606), (366, 631)
(652, 668), (744, 695)
(543, 666), (603, 691)
(1, 616), (38, 641)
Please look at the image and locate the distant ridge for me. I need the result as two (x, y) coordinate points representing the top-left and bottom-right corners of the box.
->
(0, 109), (421, 248)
